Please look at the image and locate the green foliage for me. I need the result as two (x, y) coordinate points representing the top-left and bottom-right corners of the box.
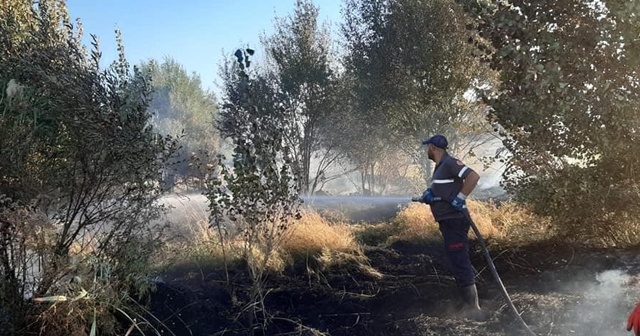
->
(340, 0), (494, 186)
(517, 164), (640, 246)
(208, 48), (302, 329)
(260, 0), (337, 194)
(141, 57), (219, 190)
(460, 0), (640, 244)
(0, 0), (176, 334)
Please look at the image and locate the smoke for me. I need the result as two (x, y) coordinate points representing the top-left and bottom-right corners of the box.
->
(157, 192), (416, 228)
(157, 192), (210, 239)
(552, 269), (638, 336)
(155, 193), (640, 336)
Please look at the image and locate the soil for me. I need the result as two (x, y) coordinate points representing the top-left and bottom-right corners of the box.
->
(137, 237), (640, 336)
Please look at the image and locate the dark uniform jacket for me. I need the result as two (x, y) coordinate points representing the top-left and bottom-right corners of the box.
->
(429, 153), (475, 221)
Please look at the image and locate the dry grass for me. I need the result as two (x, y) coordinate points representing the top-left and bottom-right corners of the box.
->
(280, 210), (380, 277)
(483, 201), (553, 243)
(162, 198), (551, 279)
(466, 200), (510, 238)
(160, 207), (246, 272)
(386, 203), (439, 243)
(357, 200), (551, 246)
(163, 205), (376, 276)
(281, 211), (361, 258)
(384, 201), (508, 244)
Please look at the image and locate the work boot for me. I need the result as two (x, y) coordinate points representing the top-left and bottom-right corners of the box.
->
(459, 284), (490, 322)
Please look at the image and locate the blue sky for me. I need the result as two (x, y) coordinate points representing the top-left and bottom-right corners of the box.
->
(66, 0), (343, 95)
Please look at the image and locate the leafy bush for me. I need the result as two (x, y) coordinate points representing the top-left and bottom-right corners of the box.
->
(207, 48), (302, 329)
(0, 1), (177, 334)
(516, 163), (640, 247)
(460, 0), (640, 245)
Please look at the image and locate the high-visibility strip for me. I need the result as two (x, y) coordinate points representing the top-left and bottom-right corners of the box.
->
(432, 179), (454, 184)
(458, 166), (469, 178)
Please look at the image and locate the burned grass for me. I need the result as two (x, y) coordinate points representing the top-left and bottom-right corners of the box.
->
(144, 237), (640, 336)
(140, 199), (639, 335)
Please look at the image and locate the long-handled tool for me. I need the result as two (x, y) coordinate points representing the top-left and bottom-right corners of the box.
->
(411, 196), (537, 336)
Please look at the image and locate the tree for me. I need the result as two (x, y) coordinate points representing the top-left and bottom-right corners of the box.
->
(211, 48), (302, 330)
(341, 0), (494, 184)
(320, 75), (394, 195)
(141, 58), (219, 190)
(0, 0), (176, 333)
(458, 0), (640, 243)
(261, 0), (336, 195)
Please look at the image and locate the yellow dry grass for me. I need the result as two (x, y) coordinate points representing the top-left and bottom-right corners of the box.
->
(383, 199), (549, 245)
(466, 200), (508, 238)
(164, 198), (550, 277)
(281, 210), (361, 258)
(487, 201), (553, 243)
(164, 206), (373, 275)
(158, 204), (246, 273)
(280, 210), (380, 277)
(383, 203), (436, 244)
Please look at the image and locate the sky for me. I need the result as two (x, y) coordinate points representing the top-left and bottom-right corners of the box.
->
(65, 0), (344, 95)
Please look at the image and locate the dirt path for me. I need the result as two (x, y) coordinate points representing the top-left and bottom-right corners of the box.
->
(144, 240), (640, 336)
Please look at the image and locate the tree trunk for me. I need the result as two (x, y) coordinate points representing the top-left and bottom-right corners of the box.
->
(360, 166), (367, 196)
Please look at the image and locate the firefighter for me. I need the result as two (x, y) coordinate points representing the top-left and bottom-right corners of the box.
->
(419, 134), (486, 320)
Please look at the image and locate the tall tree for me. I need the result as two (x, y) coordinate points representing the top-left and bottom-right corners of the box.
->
(320, 74), (394, 195)
(458, 0), (640, 241)
(341, 0), (494, 183)
(261, 0), (335, 194)
(141, 58), (219, 190)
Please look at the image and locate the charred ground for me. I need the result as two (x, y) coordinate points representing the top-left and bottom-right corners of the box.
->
(142, 227), (640, 336)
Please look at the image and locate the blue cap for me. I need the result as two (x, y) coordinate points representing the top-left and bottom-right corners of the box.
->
(422, 135), (448, 149)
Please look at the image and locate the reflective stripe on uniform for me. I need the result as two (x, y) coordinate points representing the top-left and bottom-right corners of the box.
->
(432, 179), (454, 184)
(458, 166), (469, 178)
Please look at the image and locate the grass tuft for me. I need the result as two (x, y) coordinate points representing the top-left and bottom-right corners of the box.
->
(163, 206), (376, 277)
(281, 210), (381, 278)
(355, 200), (551, 247)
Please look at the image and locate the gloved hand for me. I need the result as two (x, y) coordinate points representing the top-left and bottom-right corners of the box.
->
(628, 303), (640, 335)
(451, 192), (467, 212)
(421, 188), (436, 204)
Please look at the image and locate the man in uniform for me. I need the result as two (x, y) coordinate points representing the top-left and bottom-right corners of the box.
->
(419, 134), (485, 320)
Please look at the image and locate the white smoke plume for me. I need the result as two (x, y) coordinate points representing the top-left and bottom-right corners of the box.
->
(552, 269), (639, 336)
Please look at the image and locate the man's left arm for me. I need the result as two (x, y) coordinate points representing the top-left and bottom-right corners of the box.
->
(448, 159), (480, 210)
(460, 170), (480, 197)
